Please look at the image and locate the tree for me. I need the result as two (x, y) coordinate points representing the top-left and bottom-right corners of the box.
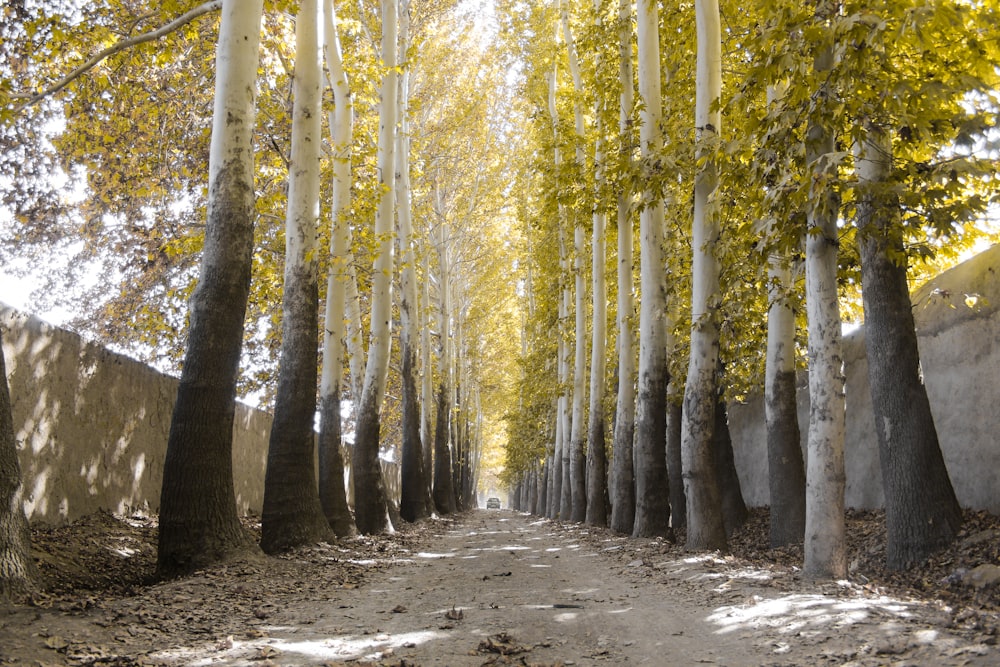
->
(681, 0), (728, 552)
(431, 196), (458, 515)
(260, 0), (335, 554)
(855, 123), (962, 569)
(0, 329), (39, 600)
(802, 2), (846, 579)
(559, 1), (589, 524)
(764, 214), (805, 548)
(608, 0), (636, 536)
(353, 0), (399, 535)
(317, 0), (357, 539)
(157, 0), (263, 578)
(396, 0), (431, 524)
(583, 0), (610, 528)
(632, 0), (671, 539)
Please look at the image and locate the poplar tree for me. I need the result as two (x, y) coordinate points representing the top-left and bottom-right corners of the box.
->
(261, 0), (335, 554)
(803, 1), (847, 579)
(157, 0), (264, 577)
(682, 0), (727, 551)
(318, 0), (357, 539)
(632, 0), (672, 539)
(353, 0), (399, 534)
(608, 0), (637, 535)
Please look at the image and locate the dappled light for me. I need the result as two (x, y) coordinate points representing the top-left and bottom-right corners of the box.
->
(5, 505), (999, 665)
(2, 304), (275, 522)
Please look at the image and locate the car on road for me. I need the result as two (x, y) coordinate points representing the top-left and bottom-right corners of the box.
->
(486, 497), (501, 509)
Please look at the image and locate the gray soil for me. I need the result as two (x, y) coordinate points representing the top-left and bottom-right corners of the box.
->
(1, 510), (996, 666)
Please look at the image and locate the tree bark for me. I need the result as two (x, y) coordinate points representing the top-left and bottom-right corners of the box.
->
(632, 0), (671, 540)
(432, 383), (457, 514)
(713, 396), (747, 536)
(584, 0), (610, 528)
(570, 225), (588, 523)
(352, 0), (399, 534)
(261, 0), (334, 555)
(560, 4), (589, 525)
(682, 0), (727, 553)
(765, 259), (805, 547)
(855, 125), (962, 570)
(666, 398), (685, 530)
(396, 0), (429, 524)
(317, 0), (356, 539)
(802, 33), (846, 579)
(0, 329), (39, 600)
(609, 0), (636, 535)
(157, 0), (262, 578)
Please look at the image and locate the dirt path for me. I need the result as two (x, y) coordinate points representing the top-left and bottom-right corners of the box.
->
(2, 510), (996, 666)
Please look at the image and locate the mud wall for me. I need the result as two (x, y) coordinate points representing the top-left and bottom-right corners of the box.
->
(1, 305), (272, 523)
(730, 245), (1000, 513)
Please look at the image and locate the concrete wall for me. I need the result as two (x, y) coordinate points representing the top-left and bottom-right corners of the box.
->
(1, 304), (272, 524)
(730, 245), (1000, 513)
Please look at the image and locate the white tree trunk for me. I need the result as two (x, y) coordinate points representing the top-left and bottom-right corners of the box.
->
(320, 0), (352, 449)
(584, 0), (610, 527)
(559, 230), (573, 518)
(561, 5), (589, 523)
(803, 42), (846, 579)
(420, 252), (434, 501)
(681, 0), (727, 552)
(546, 63), (572, 520)
(261, 0), (333, 553)
(431, 191), (457, 514)
(353, 0), (398, 534)
(317, 0), (356, 538)
(157, 0), (263, 576)
(632, 0), (671, 539)
(609, 0), (636, 535)
(395, 0), (428, 523)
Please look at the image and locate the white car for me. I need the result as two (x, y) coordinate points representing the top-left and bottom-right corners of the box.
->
(486, 497), (501, 509)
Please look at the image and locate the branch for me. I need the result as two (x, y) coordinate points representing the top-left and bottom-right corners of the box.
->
(13, 0), (222, 111)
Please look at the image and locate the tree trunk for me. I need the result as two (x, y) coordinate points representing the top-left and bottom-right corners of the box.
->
(261, 0), (334, 555)
(432, 383), (457, 514)
(585, 208), (609, 526)
(420, 252), (435, 510)
(0, 329), (39, 600)
(765, 251), (805, 547)
(570, 225), (588, 523)
(548, 442), (561, 519)
(713, 396), (747, 536)
(681, 0), (727, 553)
(609, 0), (636, 535)
(802, 35), (846, 579)
(157, 0), (262, 578)
(317, 0), (356, 539)
(352, 0), (398, 534)
(666, 397), (686, 531)
(537, 462), (548, 515)
(560, 4), (589, 524)
(855, 125), (962, 570)
(584, 0), (610, 527)
(632, 0), (671, 539)
(396, 0), (429, 524)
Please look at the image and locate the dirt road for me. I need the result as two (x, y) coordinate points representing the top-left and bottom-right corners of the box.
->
(2, 510), (995, 666)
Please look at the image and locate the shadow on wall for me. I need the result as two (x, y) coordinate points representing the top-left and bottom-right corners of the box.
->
(1, 304), (272, 524)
